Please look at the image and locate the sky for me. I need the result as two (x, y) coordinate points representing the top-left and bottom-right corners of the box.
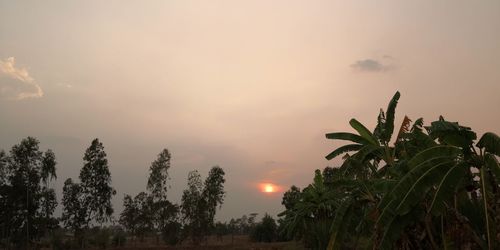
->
(1, 0), (499, 221)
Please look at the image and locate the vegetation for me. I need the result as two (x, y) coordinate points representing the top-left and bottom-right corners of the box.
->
(0, 137), (58, 248)
(250, 214), (278, 243)
(1, 91), (498, 250)
(181, 166), (226, 244)
(61, 138), (116, 247)
(279, 91), (500, 249)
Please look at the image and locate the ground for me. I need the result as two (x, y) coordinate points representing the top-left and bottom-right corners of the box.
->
(111, 235), (305, 250)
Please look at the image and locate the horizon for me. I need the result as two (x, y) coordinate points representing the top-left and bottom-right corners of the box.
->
(1, 1), (499, 223)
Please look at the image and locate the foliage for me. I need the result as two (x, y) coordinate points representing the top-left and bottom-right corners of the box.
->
(80, 138), (116, 225)
(250, 214), (277, 243)
(0, 137), (58, 247)
(181, 166), (226, 244)
(203, 166), (226, 227)
(280, 91), (500, 250)
(181, 170), (206, 244)
(147, 149), (171, 203)
(61, 178), (86, 238)
(61, 138), (116, 247)
(120, 148), (180, 245)
(146, 149), (181, 245)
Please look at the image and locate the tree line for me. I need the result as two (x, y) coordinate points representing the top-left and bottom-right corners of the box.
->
(0, 138), (226, 248)
(279, 92), (500, 249)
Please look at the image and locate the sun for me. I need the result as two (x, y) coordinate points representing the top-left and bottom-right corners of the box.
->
(264, 184), (274, 193)
(258, 182), (281, 194)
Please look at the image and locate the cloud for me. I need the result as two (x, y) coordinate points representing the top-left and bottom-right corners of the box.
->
(0, 57), (43, 100)
(351, 58), (392, 72)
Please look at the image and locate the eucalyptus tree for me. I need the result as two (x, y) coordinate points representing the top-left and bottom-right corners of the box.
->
(80, 138), (116, 226)
(119, 192), (154, 242)
(119, 195), (139, 238)
(147, 149), (171, 203)
(202, 166), (226, 228)
(62, 137), (116, 244)
(0, 137), (57, 246)
(181, 166), (226, 244)
(61, 178), (86, 240)
(146, 149), (178, 238)
(181, 170), (206, 244)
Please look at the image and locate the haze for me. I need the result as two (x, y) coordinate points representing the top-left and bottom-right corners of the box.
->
(1, 1), (499, 221)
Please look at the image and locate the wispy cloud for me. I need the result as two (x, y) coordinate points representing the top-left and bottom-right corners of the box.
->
(351, 58), (393, 72)
(0, 57), (43, 100)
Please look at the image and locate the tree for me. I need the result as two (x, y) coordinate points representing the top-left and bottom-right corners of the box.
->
(147, 149), (171, 203)
(0, 137), (57, 246)
(146, 149), (178, 241)
(61, 178), (86, 240)
(119, 194), (139, 237)
(181, 170), (206, 244)
(279, 170), (337, 249)
(180, 167), (226, 244)
(79, 138), (116, 226)
(202, 166), (226, 228)
(250, 214), (277, 243)
(281, 185), (301, 210)
(280, 91), (500, 249)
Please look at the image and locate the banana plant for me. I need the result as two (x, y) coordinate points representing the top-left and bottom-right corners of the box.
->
(325, 92), (402, 178)
(322, 92), (500, 249)
(280, 170), (339, 249)
(373, 117), (500, 249)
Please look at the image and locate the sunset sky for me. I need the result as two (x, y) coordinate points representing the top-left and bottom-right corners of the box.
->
(1, 1), (499, 221)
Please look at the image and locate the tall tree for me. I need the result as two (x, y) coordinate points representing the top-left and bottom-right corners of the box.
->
(203, 166), (226, 228)
(181, 166), (226, 244)
(79, 138), (116, 225)
(0, 137), (57, 246)
(147, 149), (171, 203)
(119, 194), (139, 237)
(146, 149), (177, 237)
(119, 192), (154, 242)
(61, 178), (87, 239)
(181, 170), (206, 244)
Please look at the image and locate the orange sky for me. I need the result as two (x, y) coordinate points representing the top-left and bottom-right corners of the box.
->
(1, 1), (499, 220)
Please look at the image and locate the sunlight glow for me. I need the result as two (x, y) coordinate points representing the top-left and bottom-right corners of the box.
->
(259, 183), (279, 193)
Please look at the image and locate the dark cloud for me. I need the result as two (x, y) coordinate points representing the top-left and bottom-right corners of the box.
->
(351, 58), (390, 72)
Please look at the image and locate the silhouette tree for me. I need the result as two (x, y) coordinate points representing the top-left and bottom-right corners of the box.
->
(251, 214), (277, 243)
(203, 166), (226, 228)
(61, 178), (87, 241)
(80, 138), (116, 226)
(281, 185), (301, 210)
(119, 194), (139, 239)
(181, 167), (226, 244)
(0, 137), (57, 247)
(181, 170), (205, 244)
(146, 149), (178, 242)
(147, 149), (171, 203)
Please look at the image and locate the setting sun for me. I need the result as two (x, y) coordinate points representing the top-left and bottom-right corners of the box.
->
(264, 184), (274, 193)
(259, 183), (280, 193)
